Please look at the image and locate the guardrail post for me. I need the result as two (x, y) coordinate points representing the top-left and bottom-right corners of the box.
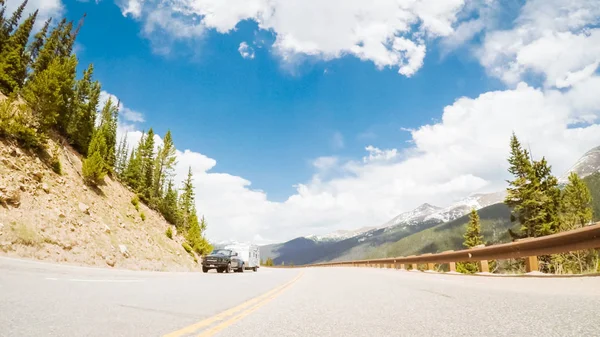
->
(399, 263), (405, 270)
(478, 260), (489, 273)
(427, 263), (435, 271)
(411, 263), (418, 271)
(525, 256), (539, 273)
(448, 262), (456, 272)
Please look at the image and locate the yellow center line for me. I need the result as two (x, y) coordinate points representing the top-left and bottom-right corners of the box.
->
(163, 272), (304, 337)
(196, 274), (302, 337)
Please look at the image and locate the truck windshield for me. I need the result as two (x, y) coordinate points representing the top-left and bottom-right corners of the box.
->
(211, 249), (231, 255)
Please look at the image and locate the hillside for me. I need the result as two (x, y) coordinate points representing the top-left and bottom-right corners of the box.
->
(583, 172), (600, 221)
(0, 139), (200, 271)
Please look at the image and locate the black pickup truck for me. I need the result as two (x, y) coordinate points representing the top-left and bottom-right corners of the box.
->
(202, 249), (245, 273)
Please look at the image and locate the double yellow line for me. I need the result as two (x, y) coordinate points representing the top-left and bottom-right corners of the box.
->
(164, 271), (304, 337)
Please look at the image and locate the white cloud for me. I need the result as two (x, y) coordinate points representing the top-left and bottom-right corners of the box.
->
(363, 146), (398, 163)
(4, 0), (63, 30)
(478, 0), (600, 88)
(118, 0), (467, 76)
(238, 41), (255, 59)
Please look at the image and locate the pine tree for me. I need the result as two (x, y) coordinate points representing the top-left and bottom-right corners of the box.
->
(160, 179), (180, 225)
(26, 17), (50, 63)
(82, 129), (108, 186)
(553, 172), (595, 274)
(124, 139), (143, 190)
(179, 166), (195, 231)
(153, 130), (177, 198)
(530, 157), (561, 236)
(97, 97), (118, 170)
(57, 20), (73, 57)
(504, 133), (561, 238)
(30, 18), (65, 77)
(0, 0), (28, 52)
(68, 63), (100, 154)
(4, 0), (28, 34)
(22, 55), (77, 132)
(463, 208), (484, 248)
(0, 4), (7, 53)
(115, 134), (129, 176)
(0, 10), (37, 93)
(560, 172), (593, 230)
(140, 128), (155, 200)
(456, 209), (484, 274)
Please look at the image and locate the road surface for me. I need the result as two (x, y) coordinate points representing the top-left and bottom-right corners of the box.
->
(1, 257), (599, 337)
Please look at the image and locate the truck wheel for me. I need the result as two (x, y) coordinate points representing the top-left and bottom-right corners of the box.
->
(253, 267), (257, 272)
(202, 267), (209, 273)
(238, 263), (244, 273)
(225, 263), (231, 273)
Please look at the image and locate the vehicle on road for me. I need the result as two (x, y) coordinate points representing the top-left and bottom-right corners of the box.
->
(224, 243), (260, 272)
(202, 249), (244, 273)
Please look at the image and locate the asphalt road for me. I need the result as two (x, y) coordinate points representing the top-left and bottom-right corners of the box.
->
(1, 257), (600, 337)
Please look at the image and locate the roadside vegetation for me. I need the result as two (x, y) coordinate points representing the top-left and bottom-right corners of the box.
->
(0, 1), (212, 260)
(502, 133), (597, 274)
(371, 133), (599, 275)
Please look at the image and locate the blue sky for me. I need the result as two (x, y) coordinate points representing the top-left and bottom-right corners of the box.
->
(23, 0), (600, 242)
(66, 0), (504, 201)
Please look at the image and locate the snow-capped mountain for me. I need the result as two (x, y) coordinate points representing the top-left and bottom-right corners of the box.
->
(304, 190), (507, 243)
(424, 190), (507, 223)
(306, 226), (376, 242)
(379, 203), (442, 228)
(559, 145), (600, 184)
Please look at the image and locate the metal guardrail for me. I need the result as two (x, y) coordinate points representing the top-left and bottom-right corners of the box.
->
(273, 222), (600, 273)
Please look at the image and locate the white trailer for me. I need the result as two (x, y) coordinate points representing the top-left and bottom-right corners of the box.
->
(224, 243), (260, 272)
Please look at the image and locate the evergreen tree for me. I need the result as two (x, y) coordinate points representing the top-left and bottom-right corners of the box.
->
(179, 166), (195, 231)
(115, 134), (129, 176)
(97, 97), (118, 170)
(504, 133), (561, 238)
(560, 172), (593, 230)
(30, 18), (65, 77)
(57, 20), (74, 57)
(160, 180), (180, 225)
(553, 172), (595, 274)
(68, 63), (100, 154)
(22, 55), (77, 132)
(123, 139), (143, 190)
(140, 128), (155, 199)
(153, 130), (177, 198)
(0, 0), (28, 51)
(463, 208), (484, 248)
(457, 209), (484, 274)
(26, 17), (50, 63)
(4, 0), (28, 34)
(82, 129), (108, 186)
(0, 10), (37, 93)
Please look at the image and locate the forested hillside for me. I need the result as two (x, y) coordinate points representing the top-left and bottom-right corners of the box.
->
(0, 1), (211, 269)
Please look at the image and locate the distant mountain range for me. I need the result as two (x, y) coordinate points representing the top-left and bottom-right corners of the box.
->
(259, 144), (600, 266)
(559, 145), (600, 184)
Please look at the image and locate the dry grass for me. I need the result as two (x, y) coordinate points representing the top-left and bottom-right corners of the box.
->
(11, 221), (40, 246)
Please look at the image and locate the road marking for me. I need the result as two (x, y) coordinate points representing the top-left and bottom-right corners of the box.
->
(163, 272), (304, 337)
(45, 277), (143, 283)
(196, 278), (298, 337)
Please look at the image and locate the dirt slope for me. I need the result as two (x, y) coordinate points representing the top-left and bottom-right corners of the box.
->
(0, 138), (201, 271)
